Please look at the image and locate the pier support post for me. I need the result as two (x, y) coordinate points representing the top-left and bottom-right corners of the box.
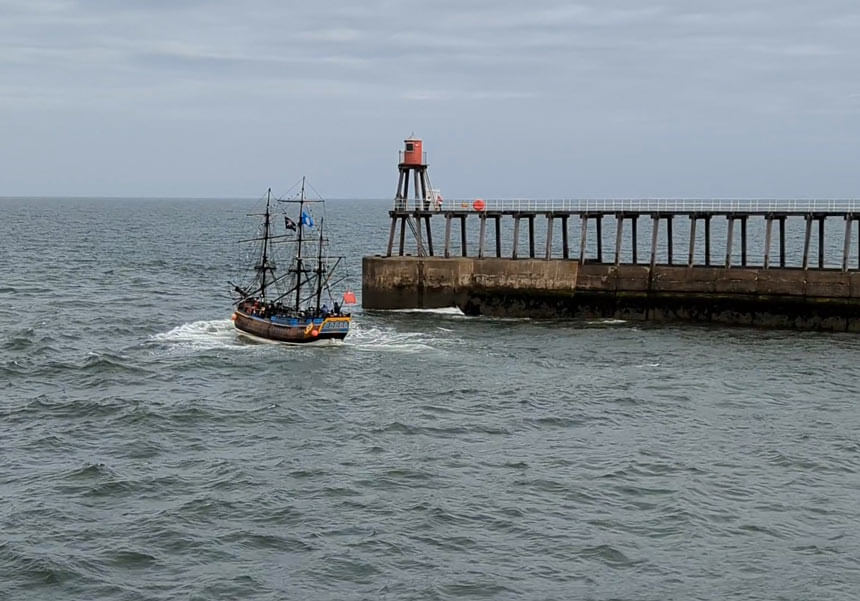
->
(494, 215), (502, 258)
(579, 215), (588, 263)
(615, 215), (624, 266)
(802, 214), (813, 270)
(818, 216), (825, 269)
(414, 213), (425, 256)
(764, 216), (773, 269)
(562, 215), (569, 259)
(387, 216), (397, 257)
(764, 216), (773, 268)
(512, 216), (521, 259)
(740, 216), (748, 267)
(779, 217), (787, 267)
(666, 216), (673, 265)
(545, 215), (554, 259)
(443, 214), (452, 258)
(725, 216), (735, 268)
(705, 216), (711, 266)
(650, 215), (660, 269)
(688, 216), (697, 267)
(460, 215), (468, 257)
(596, 216), (603, 263)
(528, 215), (536, 258)
(842, 215), (852, 272)
(632, 216), (639, 264)
(399, 216), (407, 256)
(424, 216), (434, 256)
(478, 214), (487, 258)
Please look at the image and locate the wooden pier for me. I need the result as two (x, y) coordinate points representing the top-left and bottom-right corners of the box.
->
(365, 199), (860, 330)
(386, 199), (860, 272)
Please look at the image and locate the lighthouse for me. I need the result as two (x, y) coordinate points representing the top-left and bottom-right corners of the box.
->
(395, 137), (435, 211)
(388, 136), (441, 257)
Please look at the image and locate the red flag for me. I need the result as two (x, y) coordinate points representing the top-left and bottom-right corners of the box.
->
(342, 290), (357, 305)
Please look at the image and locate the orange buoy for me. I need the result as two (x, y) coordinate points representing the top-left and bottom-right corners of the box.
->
(230, 313), (237, 321)
(473, 198), (486, 211)
(311, 329), (319, 337)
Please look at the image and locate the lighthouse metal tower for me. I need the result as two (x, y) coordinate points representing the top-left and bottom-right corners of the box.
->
(389, 137), (439, 257)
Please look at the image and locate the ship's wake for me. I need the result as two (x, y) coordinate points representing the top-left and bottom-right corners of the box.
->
(151, 319), (243, 352)
(343, 319), (463, 353)
(386, 306), (466, 316)
(151, 317), (459, 355)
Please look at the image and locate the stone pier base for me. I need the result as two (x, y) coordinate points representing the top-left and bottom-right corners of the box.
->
(362, 256), (860, 331)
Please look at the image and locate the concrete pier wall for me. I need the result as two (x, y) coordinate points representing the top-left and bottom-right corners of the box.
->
(362, 256), (579, 312)
(362, 256), (860, 331)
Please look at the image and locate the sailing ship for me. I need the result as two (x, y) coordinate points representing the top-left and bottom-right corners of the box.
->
(230, 180), (353, 344)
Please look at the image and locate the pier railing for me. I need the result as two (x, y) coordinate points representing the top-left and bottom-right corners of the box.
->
(411, 198), (860, 215)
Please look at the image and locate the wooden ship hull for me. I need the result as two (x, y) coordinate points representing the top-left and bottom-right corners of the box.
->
(232, 310), (350, 344)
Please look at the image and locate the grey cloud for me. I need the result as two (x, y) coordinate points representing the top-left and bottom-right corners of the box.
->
(1, 0), (859, 197)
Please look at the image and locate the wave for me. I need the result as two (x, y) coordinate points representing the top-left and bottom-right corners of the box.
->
(150, 319), (243, 352)
(152, 312), (471, 355)
(345, 322), (444, 353)
(11, 396), (132, 421)
(586, 318), (628, 325)
(386, 306), (466, 316)
(79, 351), (153, 374)
(1, 327), (38, 351)
(0, 541), (88, 590)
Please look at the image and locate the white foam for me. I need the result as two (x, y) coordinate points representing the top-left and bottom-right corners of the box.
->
(153, 318), (457, 355)
(387, 306), (466, 316)
(151, 319), (242, 351)
(344, 322), (440, 353)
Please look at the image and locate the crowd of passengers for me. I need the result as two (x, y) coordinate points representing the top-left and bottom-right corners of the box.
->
(240, 298), (344, 319)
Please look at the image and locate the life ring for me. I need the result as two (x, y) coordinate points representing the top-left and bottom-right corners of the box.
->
(473, 198), (486, 211)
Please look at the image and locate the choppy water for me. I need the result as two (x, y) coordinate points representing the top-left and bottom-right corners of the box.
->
(1, 197), (859, 600)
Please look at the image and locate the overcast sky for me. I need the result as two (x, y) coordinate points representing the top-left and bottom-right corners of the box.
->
(2, 0), (860, 198)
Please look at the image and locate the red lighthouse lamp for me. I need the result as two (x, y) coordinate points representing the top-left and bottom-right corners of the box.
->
(401, 137), (424, 166)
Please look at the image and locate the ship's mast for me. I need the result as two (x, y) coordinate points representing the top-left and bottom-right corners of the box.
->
(315, 217), (325, 312)
(294, 177), (305, 312)
(258, 188), (272, 299)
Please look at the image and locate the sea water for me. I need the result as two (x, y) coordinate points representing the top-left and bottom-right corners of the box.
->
(1, 197), (859, 600)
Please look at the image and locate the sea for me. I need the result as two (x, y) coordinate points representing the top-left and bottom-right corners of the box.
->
(1, 196), (859, 600)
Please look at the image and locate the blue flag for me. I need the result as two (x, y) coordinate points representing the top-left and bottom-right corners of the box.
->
(301, 210), (314, 228)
